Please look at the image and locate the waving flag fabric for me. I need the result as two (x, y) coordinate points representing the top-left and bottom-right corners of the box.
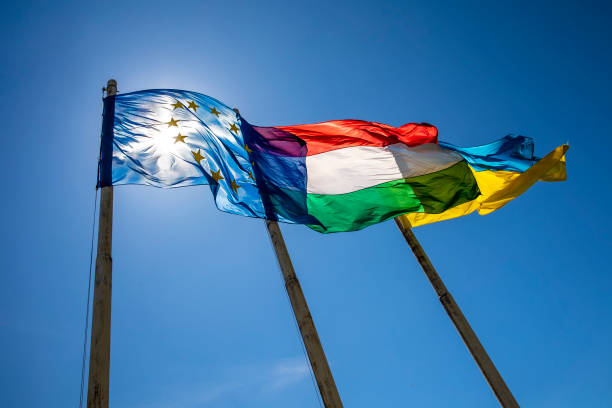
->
(98, 89), (567, 233)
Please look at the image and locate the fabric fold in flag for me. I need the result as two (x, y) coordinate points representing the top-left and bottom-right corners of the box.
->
(99, 89), (568, 233)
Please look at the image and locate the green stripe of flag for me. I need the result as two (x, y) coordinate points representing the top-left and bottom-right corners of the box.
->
(306, 161), (479, 233)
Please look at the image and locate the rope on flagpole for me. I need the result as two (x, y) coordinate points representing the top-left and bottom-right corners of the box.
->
(271, 240), (325, 408)
(79, 87), (108, 408)
(394, 216), (519, 407)
(265, 220), (344, 408)
(79, 186), (99, 408)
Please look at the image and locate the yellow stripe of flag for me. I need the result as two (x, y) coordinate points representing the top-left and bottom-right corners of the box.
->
(402, 144), (569, 227)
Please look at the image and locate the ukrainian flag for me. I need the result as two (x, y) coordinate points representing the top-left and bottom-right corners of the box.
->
(401, 135), (569, 227)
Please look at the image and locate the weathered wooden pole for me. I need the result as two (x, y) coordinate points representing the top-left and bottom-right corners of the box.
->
(394, 216), (519, 408)
(87, 79), (117, 408)
(265, 220), (344, 408)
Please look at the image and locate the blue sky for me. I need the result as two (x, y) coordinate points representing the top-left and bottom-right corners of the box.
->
(1, 0), (611, 407)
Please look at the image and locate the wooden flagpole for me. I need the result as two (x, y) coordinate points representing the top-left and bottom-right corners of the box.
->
(394, 216), (519, 408)
(265, 220), (344, 408)
(87, 79), (116, 408)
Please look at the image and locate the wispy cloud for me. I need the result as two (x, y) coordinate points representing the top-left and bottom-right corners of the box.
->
(134, 381), (242, 408)
(265, 356), (311, 392)
(130, 356), (312, 408)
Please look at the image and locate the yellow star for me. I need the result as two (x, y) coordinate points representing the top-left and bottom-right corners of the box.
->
(192, 149), (205, 164)
(167, 117), (179, 127)
(210, 107), (220, 117)
(244, 144), (252, 154)
(171, 101), (184, 110)
(248, 171), (255, 180)
(229, 123), (239, 133)
(174, 133), (187, 144)
(188, 101), (200, 111)
(211, 169), (224, 182)
(230, 180), (241, 193)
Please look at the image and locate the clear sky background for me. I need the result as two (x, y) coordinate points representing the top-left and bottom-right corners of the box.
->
(1, 1), (611, 407)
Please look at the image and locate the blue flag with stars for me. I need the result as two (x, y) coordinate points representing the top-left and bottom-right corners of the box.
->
(98, 89), (267, 220)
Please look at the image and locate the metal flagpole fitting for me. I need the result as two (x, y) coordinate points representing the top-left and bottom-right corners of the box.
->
(265, 220), (344, 408)
(394, 216), (519, 408)
(87, 79), (117, 408)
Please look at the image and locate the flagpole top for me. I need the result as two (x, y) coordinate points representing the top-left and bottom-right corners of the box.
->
(105, 79), (117, 97)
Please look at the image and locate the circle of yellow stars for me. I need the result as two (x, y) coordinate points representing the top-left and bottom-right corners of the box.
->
(165, 99), (253, 194)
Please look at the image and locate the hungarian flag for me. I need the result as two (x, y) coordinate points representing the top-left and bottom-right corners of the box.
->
(99, 89), (567, 233)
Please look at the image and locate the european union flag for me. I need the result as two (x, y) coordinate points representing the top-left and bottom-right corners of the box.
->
(98, 89), (268, 220)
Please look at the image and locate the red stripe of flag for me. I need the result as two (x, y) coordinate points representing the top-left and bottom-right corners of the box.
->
(276, 120), (438, 156)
